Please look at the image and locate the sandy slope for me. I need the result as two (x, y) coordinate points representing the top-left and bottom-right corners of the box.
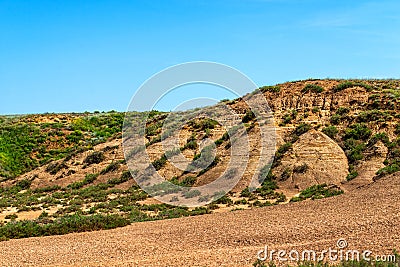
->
(1, 174), (399, 267)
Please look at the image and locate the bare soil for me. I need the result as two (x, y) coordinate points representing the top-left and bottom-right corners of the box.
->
(0, 173), (399, 267)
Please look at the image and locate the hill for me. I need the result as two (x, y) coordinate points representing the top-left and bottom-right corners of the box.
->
(1, 79), (400, 240)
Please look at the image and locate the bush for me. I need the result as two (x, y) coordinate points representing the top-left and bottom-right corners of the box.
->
(183, 190), (201, 199)
(290, 184), (343, 202)
(0, 214), (130, 240)
(280, 168), (292, 181)
(186, 145), (218, 173)
(5, 214), (18, 220)
(83, 151), (105, 165)
(346, 170), (358, 181)
(344, 124), (372, 141)
(293, 163), (308, 173)
(336, 107), (349, 115)
(145, 121), (162, 137)
(240, 187), (252, 197)
(212, 194), (233, 205)
(107, 170), (133, 186)
(33, 185), (61, 193)
(184, 140), (198, 150)
(368, 133), (389, 146)
(255, 180), (279, 198)
(100, 162), (120, 175)
(188, 118), (218, 131)
(376, 164), (400, 178)
(180, 176), (197, 187)
(242, 110), (256, 123)
(259, 85), (280, 93)
(322, 126), (338, 138)
(330, 114), (342, 125)
(301, 84), (324, 93)
(333, 81), (372, 92)
(45, 162), (68, 175)
(152, 154), (168, 171)
(357, 110), (390, 123)
(280, 110), (297, 125)
(258, 165), (276, 183)
(293, 123), (311, 137)
(344, 138), (366, 163)
(67, 173), (99, 189)
(275, 142), (292, 161)
(66, 130), (83, 143)
(16, 179), (32, 190)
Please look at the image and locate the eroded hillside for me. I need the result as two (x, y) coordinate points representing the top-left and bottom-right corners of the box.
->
(1, 79), (400, 240)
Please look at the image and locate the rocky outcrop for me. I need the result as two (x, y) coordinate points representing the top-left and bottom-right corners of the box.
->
(276, 129), (348, 190)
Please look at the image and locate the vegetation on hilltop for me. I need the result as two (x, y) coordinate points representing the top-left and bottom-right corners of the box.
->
(0, 112), (124, 180)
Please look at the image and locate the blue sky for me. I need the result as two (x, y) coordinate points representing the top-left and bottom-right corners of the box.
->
(1, 0), (399, 114)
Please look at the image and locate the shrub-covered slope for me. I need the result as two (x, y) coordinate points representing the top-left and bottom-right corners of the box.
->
(1, 79), (400, 240)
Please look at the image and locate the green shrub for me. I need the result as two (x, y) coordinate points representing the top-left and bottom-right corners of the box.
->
(280, 168), (292, 181)
(258, 164), (276, 183)
(344, 124), (372, 141)
(107, 170), (134, 186)
(346, 170), (359, 181)
(67, 173), (99, 189)
(212, 194), (233, 205)
(330, 114), (342, 125)
(183, 190), (201, 199)
(145, 121), (162, 137)
(242, 110), (256, 123)
(152, 154), (168, 171)
(301, 84), (324, 93)
(33, 185), (61, 193)
(146, 135), (162, 147)
(290, 184), (343, 202)
(45, 162), (68, 175)
(336, 107), (350, 115)
(368, 133), (389, 146)
(312, 107), (319, 113)
(255, 180), (279, 198)
(357, 110), (390, 123)
(259, 85), (280, 93)
(330, 107), (349, 125)
(0, 214), (130, 240)
(280, 110), (297, 125)
(186, 145), (218, 173)
(66, 130), (83, 143)
(275, 142), (292, 161)
(180, 176), (197, 187)
(322, 126), (338, 138)
(15, 179), (32, 190)
(5, 214), (18, 220)
(184, 140), (198, 150)
(376, 164), (400, 178)
(240, 187), (252, 198)
(344, 138), (366, 163)
(83, 151), (105, 165)
(188, 118), (218, 131)
(293, 123), (311, 137)
(100, 162), (120, 175)
(334, 81), (372, 92)
(293, 163), (308, 173)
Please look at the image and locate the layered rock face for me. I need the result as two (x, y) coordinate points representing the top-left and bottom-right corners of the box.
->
(277, 130), (348, 190)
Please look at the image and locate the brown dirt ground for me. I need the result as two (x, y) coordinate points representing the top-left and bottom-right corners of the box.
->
(0, 173), (399, 267)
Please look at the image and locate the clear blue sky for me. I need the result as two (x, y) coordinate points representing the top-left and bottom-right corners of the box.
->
(1, 0), (399, 114)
